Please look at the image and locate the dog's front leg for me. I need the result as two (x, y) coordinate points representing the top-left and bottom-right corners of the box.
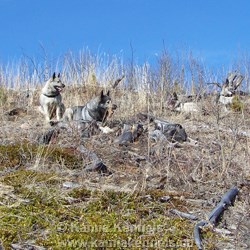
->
(43, 105), (51, 122)
(56, 105), (64, 121)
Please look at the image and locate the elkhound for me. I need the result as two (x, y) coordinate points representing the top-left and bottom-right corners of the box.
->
(39, 73), (65, 122)
(64, 90), (117, 124)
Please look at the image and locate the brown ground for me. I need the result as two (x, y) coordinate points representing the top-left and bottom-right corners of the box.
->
(0, 86), (250, 249)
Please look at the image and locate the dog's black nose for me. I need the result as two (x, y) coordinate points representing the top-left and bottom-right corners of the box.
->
(112, 104), (117, 110)
(62, 83), (65, 88)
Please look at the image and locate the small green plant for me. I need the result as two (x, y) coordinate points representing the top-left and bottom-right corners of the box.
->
(230, 96), (243, 112)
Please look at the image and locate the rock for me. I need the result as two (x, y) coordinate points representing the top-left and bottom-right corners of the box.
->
(159, 196), (171, 203)
(78, 145), (111, 175)
(85, 162), (111, 175)
(62, 181), (81, 189)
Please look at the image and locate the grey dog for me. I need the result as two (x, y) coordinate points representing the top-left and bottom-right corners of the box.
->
(63, 90), (116, 124)
(39, 72), (65, 122)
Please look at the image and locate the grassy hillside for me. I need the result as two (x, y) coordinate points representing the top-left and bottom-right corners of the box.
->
(0, 50), (249, 249)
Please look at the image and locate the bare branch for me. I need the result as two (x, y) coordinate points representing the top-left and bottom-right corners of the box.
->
(207, 82), (222, 89)
(112, 75), (125, 89)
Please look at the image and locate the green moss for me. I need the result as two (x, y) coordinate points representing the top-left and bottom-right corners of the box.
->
(69, 188), (92, 201)
(0, 169), (60, 188)
(0, 143), (82, 170)
(0, 184), (216, 249)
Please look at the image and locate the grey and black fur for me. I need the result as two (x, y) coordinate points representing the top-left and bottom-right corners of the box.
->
(39, 72), (65, 122)
(64, 90), (116, 123)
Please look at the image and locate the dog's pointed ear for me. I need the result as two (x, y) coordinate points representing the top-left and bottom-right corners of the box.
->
(52, 72), (56, 80)
(107, 90), (110, 96)
(100, 90), (104, 98)
(58, 73), (60, 78)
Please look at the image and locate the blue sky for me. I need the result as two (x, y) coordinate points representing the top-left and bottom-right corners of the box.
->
(0, 0), (250, 68)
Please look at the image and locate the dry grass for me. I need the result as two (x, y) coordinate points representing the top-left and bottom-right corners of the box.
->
(0, 50), (250, 249)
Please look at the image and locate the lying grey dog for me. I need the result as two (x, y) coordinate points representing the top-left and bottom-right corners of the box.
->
(63, 90), (117, 124)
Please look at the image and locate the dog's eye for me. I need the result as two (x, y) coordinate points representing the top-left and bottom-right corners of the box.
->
(106, 100), (110, 104)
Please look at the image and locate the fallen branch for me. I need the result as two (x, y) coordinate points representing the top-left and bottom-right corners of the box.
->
(193, 186), (239, 250)
(10, 243), (45, 250)
(169, 209), (198, 220)
(193, 220), (208, 250)
(213, 228), (232, 235)
(208, 186), (238, 226)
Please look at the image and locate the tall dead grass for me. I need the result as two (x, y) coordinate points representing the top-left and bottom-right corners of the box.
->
(0, 48), (249, 140)
(0, 48), (249, 113)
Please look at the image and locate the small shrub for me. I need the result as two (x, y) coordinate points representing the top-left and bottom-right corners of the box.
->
(230, 96), (243, 112)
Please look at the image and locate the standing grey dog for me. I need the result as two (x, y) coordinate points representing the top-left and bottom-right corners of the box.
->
(39, 73), (65, 122)
(64, 90), (116, 123)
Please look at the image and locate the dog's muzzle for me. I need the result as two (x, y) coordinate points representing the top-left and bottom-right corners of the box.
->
(55, 84), (65, 92)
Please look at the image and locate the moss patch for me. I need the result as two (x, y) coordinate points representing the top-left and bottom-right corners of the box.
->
(0, 185), (217, 249)
(0, 142), (218, 249)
